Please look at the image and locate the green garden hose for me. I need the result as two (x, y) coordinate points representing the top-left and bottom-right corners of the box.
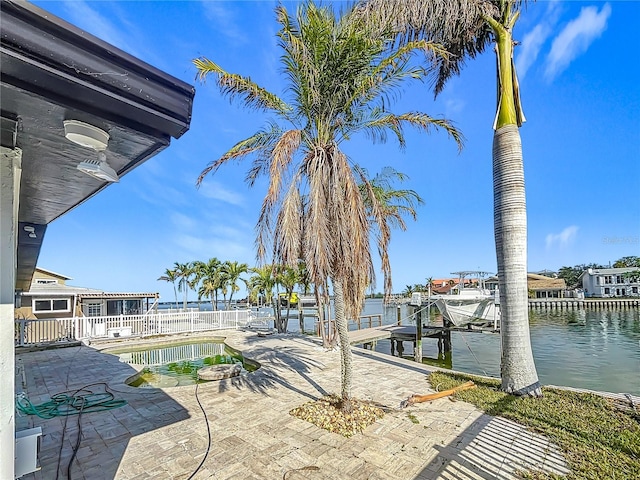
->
(16, 388), (127, 419)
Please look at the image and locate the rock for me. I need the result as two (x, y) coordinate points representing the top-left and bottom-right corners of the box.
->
(197, 363), (242, 381)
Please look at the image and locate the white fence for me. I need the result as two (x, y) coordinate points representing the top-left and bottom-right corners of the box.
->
(14, 309), (252, 347)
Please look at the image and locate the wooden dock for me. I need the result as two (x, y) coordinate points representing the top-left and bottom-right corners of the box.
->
(347, 325), (400, 344)
(347, 324), (476, 345)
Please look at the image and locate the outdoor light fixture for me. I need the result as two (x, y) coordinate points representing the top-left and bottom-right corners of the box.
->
(23, 225), (36, 238)
(63, 120), (109, 150)
(76, 151), (119, 183)
(63, 120), (119, 183)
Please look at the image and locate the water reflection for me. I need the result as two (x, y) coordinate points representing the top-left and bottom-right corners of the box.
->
(367, 304), (640, 395)
(106, 340), (258, 387)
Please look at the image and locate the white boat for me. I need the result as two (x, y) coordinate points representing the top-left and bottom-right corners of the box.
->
(431, 271), (500, 328)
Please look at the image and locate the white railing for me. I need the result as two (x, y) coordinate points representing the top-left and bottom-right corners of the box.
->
(117, 342), (227, 367)
(14, 309), (252, 347)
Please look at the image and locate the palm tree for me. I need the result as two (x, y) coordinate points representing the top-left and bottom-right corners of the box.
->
(358, 0), (541, 396)
(194, 1), (461, 411)
(223, 260), (249, 308)
(173, 262), (193, 310)
(425, 276), (434, 297)
(194, 258), (223, 310)
(190, 260), (206, 310)
(249, 265), (276, 307)
(358, 166), (424, 301)
(276, 265), (301, 333)
(157, 268), (179, 309)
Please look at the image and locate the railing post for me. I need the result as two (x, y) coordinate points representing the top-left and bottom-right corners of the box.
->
(235, 309), (239, 329)
(190, 311), (194, 333)
(19, 321), (25, 347)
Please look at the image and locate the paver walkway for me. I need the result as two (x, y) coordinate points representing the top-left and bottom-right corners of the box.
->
(15, 331), (570, 479)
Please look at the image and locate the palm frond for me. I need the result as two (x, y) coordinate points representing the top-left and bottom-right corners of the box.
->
(362, 112), (464, 151)
(356, 0), (500, 96)
(193, 57), (292, 114)
(196, 128), (283, 186)
(255, 129), (302, 263)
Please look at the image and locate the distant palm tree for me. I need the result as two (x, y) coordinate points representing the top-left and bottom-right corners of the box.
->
(223, 260), (249, 308)
(194, 1), (460, 411)
(297, 261), (311, 296)
(157, 268), (179, 309)
(425, 276), (433, 294)
(173, 262), (193, 310)
(358, 0), (541, 396)
(190, 260), (206, 310)
(249, 265), (276, 307)
(194, 258), (223, 310)
(276, 265), (301, 333)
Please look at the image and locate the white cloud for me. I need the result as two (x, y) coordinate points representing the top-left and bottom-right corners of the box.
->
(200, 1), (248, 44)
(546, 225), (579, 249)
(170, 212), (199, 231)
(444, 97), (465, 117)
(517, 24), (551, 80)
(544, 3), (611, 81)
(515, 0), (561, 81)
(198, 179), (245, 206)
(173, 232), (253, 261)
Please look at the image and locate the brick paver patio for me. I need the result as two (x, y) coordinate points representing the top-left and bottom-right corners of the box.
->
(15, 331), (570, 479)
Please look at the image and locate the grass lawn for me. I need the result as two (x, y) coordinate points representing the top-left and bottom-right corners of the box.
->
(429, 372), (640, 480)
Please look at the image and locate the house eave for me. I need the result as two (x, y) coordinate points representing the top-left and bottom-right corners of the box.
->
(1, 0), (195, 140)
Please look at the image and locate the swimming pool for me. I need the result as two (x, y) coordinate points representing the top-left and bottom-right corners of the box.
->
(105, 338), (260, 388)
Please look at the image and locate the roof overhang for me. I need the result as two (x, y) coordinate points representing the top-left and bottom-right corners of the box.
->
(1, 0), (195, 291)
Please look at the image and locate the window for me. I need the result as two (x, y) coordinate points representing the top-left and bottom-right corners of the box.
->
(633, 287), (638, 294)
(86, 303), (102, 317)
(616, 275), (625, 284)
(35, 279), (57, 285)
(604, 276), (613, 285)
(33, 298), (70, 313)
(604, 288), (610, 295)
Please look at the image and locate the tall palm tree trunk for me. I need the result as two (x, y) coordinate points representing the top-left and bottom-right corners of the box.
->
(487, 7), (541, 397)
(173, 284), (178, 310)
(493, 124), (541, 396)
(332, 278), (353, 413)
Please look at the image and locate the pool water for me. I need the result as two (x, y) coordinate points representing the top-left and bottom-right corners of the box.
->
(106, 339), (259, 388)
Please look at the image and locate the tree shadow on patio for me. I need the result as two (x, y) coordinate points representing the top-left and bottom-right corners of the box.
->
(208, 336), (331, 401)
(16, 345), (193, 479)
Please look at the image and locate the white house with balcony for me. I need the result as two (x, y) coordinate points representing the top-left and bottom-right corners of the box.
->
(579, 267), (640, 298)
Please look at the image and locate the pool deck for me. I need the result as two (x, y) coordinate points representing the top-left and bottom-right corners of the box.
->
(15, 330), (572, 480)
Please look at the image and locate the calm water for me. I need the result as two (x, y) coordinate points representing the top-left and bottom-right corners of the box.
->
(162, 298), (640, 394)
(362, 300), (640, 395)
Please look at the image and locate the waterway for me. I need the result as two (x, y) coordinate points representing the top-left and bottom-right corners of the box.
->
(163, 298), (640, 395)
(362, 299), (640, 396)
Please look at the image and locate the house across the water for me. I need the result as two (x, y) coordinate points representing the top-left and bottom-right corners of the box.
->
(15, 267), (159, 320)
(579, 267), (640, 298)
(485, 273), (567, 299)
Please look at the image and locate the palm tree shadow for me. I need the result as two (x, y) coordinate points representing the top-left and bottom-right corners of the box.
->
(414, 413), (569, 479)
(210, 340), (330, 401)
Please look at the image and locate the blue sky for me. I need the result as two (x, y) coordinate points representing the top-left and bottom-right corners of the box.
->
(33, 1), (639, 301)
